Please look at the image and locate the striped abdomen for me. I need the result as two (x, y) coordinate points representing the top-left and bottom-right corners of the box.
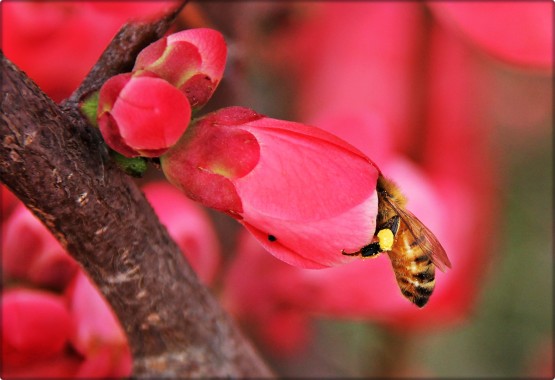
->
(386, 225), (436, 308)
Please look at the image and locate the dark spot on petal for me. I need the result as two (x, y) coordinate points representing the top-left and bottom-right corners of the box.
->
(268, 234), (277, 242)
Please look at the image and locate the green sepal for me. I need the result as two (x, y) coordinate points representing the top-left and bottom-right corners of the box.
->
(111, 151), (148, 178)
(80, 91), (100, 127)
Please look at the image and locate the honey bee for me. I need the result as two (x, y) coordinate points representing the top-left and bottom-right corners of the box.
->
(343, 174), (452, 307)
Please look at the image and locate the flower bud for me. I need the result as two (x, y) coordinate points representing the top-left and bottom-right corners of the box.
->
(2, 289), (71, 368)
(2, 203), (78, 289)
(161, 107), (380, 268)
(97, 71), (192, 158)
(134, 28), (227, 109)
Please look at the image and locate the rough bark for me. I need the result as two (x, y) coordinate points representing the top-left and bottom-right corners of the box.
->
(0, 4), (272, 378)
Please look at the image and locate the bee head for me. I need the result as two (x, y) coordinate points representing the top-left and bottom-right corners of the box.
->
(377, 175), (407, 208)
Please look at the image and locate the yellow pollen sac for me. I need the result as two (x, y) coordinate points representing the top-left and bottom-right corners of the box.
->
(377, 229), (395, 251)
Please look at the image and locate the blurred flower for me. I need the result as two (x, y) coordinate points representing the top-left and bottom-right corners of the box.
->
(428, 2), (552, 70)
(0, 280), (132, 379)
(2, 1), (179, 102)
(2, 289), (73, 370)
(97, 71), (192, 158)
(242, 2), (426, 155)
(222, 229), (313, 356)
(65, 272), (132, 378)
(2, 202), (79, 290)
(1, 204), (131, 378)
(134, 28), (227, 109)
(1, 184), (221, 377)
(142, 181), (221, 284)
(428, 3), (553, 141)
(1, 184), (19, 223)
(161, 106), (380, 268)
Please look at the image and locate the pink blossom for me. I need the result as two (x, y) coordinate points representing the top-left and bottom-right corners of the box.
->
(142, 181), (220, 284)
(66, 271), (132, 378)
(0, 275), (132, 378)
(246, 3), (426, 155)
(222, 157), (468, 356)
(427, 5), (552, 141)
(134, 28), (227, 108)
(1, 201), (131, 377)
(97, 71), (192, 157)
(1, 184), (19, 223)
(2, 1), (179, 102)
(161, 106), (380, 268)
(2, 203), (78, 290)
(2, 289), (72, 370)
(429, 2), (553, 70)
(2, 355), (81, 379)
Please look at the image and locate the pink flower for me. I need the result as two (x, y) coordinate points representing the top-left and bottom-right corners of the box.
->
(2, 356), (81, 379)
(2, 203), (78, 290)
(142, 182), (220, 284)
(161, 106), (380, 268)
(66, 272), (132, 378)
(134, 28), (227, 109)
(246, 3), (425, 155)
(222, 157), (468, 356)
(1, 184), (19, 223)
(0, 275), (132, 378)
(429, 2), (552, 70)
(2, 289), (72, 370)
(97, 71), (192, 157)
(2, 1), (179, 102)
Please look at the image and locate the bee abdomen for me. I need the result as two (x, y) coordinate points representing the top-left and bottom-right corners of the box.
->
(401, 288), (431, 308)
(392, 257), (436, 308)
(414, 268), (435, 283)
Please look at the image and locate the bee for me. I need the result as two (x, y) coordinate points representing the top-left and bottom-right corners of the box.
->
(343, 174), (452, 307)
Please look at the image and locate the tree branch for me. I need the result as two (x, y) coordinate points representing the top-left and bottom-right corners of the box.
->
(0, 5), (273, 377)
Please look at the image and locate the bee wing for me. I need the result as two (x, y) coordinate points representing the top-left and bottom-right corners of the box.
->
(383, 197), (452, 272)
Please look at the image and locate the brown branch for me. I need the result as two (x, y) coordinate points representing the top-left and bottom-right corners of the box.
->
(0, 7), (273, 378)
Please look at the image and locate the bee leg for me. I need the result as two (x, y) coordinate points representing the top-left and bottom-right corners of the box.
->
(371, 216), (401, 252)
(379, 215), (400, 235)
(343, 216), (401, 257)
(341, 248), (361, 256)
(342, 241), (381, 257)
(360, 242), (382, 257)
